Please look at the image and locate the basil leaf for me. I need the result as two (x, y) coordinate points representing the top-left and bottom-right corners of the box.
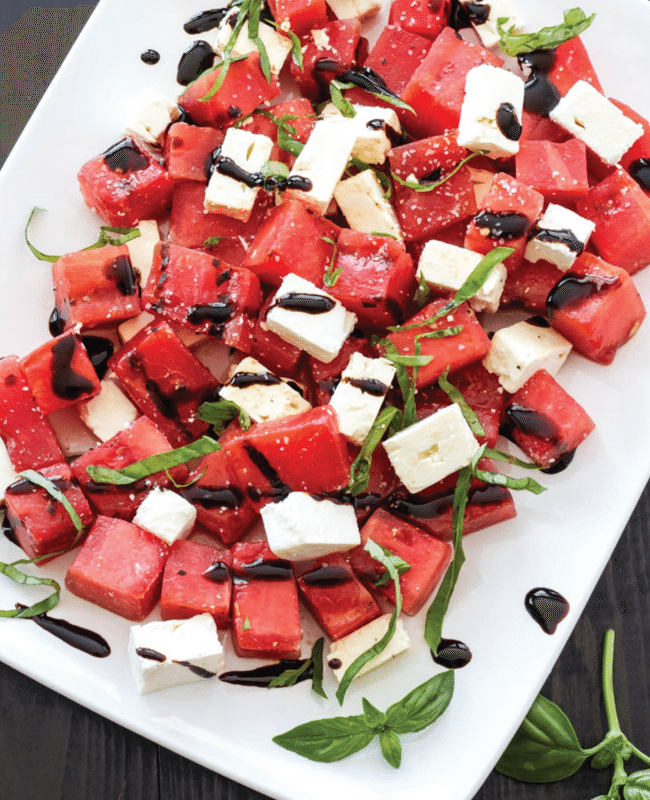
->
(247, 0), (271, 82)
(627, 770), (650, 788)
(362, 697), (387, 729)
(497, 8), (596, 57)
(272, 715), (376, 762)
(197, 398), (252, 436)
(199, 0), (252, 103)
(348, 406), (401, 496)
(262, 159), (290, 179)
(0, 560), (61, 618)
(86, 436), (221, 485)
(335, 538), (404, 705)
(24, 207), (60, 262)
(267, 659), (312, 688)
(472, 460), (546, 495)
(379, 729), (402, 768)
(416, 272), (431, 308)
(330, 81), (356, 118)
(320, 236), (342, 288)
(310, 637), (327, 699)
(626, 771), (650, 800)
(481, 446), (542, 470)
(424, 465), (472, 654)
(371, 542), (411, 588)
(385, 671), (455, 734)
(267, 20), (303, 71)
(496, 694), (588, 782)
(391, 151), (484, 193)
(437, 369), (486, 439)
(204, 236), (226, 249)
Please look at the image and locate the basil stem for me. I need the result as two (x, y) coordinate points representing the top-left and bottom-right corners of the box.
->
(85, 436), (221, 485)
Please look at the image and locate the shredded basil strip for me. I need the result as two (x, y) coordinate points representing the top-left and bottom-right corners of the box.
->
(437, 369), (486, 439)
(416, 272), (431, 308)
(372, 543), (411, 588)
(482, 446), (543, 471)
(199, 0), (253, 104)
(345, 158), (393, 199)
(197, 398), (252, 437)
(262, 159), (290, 180)
(267, 658), (312, 689)
(471, 447), (547, 495)
(332, 79), (415, 114)
(85, 436), (221, 485)
(17, 470), (84, 539)
(247, 0), (271, 82)
(321, 236), (343, 287)
(24, 207), (59, 262)
(424, 465), (472, 655)
(330, 81), (356, 118)
(348, 406), (401, 496)
(388, 247), (514, 333)
(497, 8), (596, 57)
(0, 560), (61, 619)
(391, 151), (484, 193)
(335, 538), (404, 705)
(310, 636), (327, 698)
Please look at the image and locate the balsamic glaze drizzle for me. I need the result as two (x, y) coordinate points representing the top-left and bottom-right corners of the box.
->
(546, 272), (619, 313)
(229, 371), (282, 388)
(16, 604), (111, 658)
(300, 564), (352, 587)
(81, 336), (114, 381)
(183, 8), (230, 34)
(103, 138), (149, 173)
(525, 587), (570, 634)
(344, 377), (388, 396)
(431, 639), (472, 669)
(177, 40), (215, 86)
(274, 292), (335, 314)
(474, 210), (530, 240)
(140, 49), (160, 65)
(219, 659), (313, 687)
(496, 102), (522, 141)
(51, 335), (95, 401)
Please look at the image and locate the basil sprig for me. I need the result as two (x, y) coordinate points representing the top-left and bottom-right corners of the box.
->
(497, 7), (596, 57)
(273, 670), (454, 767)
(25, 207), (140, 263)
(85, 435), (221, 485)
(197, 398), (252, 437)
(497, 630), (650, 796)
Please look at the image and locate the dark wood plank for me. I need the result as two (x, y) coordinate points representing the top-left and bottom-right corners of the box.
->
(1, 5), (650, 800)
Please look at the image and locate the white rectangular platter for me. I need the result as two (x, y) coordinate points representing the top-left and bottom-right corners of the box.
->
(0, 1), (649, 798)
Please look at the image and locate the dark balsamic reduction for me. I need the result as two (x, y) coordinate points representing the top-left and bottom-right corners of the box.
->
(136, 647), (166, 662)
(242, 443), (290, 499)
(2, 515), (18, 546)
(187, 302), (234, 325)
(464, 2), (490, 24)
(541, 448), (576, 474)
(219, 659), (313, 687)
(301, 564), (352, 587)
(525, 587), (570, 634)
(517, 50), (560, 117)
(183, 8), (230, 34)
(353, 491), (382, 516)
(230, 371), (281, 388)
(389, 484), (510, 520)
(7, 476), (70, 495)
(420, 167), (442, 185)
(216, 156), (263, 188)
(174, 660), (216, 678)
(274, 292), (335, 314)
(140, 49), (160, 65)
(432, 639), (472, 669)
(234, 556), (293, 582)
(182, 485), (243, 509)
(213, 154), (313, 194)
(106, 255), (138, 296)
(51, 335), (95, 401)
(145, 378), (179, 420)
(531, 227), (584, 254)
(48, 308), (67, 337)
(103, 138), (149, 173)
(345, 377), (388, 396)
(339, 66), (400, 101)
(177, 40), (215, 86)
(81, 336), (114, 380)
(630, 158), (650, 191)
(474, 210), (529, 240)
(203, 560), (230, 582)
(496, 102), (522, 141)
(315, 58), (341, 73)
(16, 604), (111, 658)
(505, 403), (557, 440)
(367, 118), (385, 130)
(518, 49), (557, 76)
(546, 272), (618, 313)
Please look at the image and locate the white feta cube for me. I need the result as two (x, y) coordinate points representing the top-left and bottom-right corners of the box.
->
(126, 220), (160, 288)
(329, 353), (396, 445)
(220, 356), (312, 423)
(457, 64), (525, 159)
(325, 0), (381, 21)
(133, 487), (197, 545)
(334, 169), (402, 240)
(320, 102), (401, 165)
(125, 88), (180, 148)
(383, 404), (480, 494)
(213, 14), (292, 75)
(261, 492), (361, 561)
(265, 273), (357, 363)
(482, 319), (572, 393)
(128, 614), (224, 694)
(283, 116), (359, 215)
(549, 81), (643, 165)
(463, 0), (525, 48)
(204, 127), (274, 221)
(417, 239), (506, 313)
(79, 375), (139, 442)
(524, 203), (596, 271)
(327, 614), (410, 682)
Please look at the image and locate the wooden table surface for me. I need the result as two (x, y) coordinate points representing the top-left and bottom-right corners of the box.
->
(1, 4), (650, 799)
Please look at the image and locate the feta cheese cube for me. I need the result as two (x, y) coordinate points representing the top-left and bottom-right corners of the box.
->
(213, 14), (292, 75)
(329, 353), (396, 445)
(524, 203), (596, 271)
(549, 81), (643, 165)
(126, 220), (160, 288)
(463, 0), (525, 48)
(417, 239), (506, 313)
(283, 116), (359, 215)
(118, 311), (156, 343)
(325, 0), (382, 21)
(483, 320), (572, 393)
(383, 404), (480, 494)
(457, 64), (525, 159)
(327, 614), (410, 682)
(261, 492), (361, 560)
(128, 614), (224, 694)
(265, 273), (357, 363)
(204, 127), (274, 221)
(320, 103), (401, 165)
(79, 375), (139, 442)
(133, 487), (197, 545)
(220, 356), (312, 423)
(334, 170), (402, 240)
(125, 88), (180, 148)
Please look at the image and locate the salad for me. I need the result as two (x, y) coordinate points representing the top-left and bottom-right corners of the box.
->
(1, 0), (640, 796)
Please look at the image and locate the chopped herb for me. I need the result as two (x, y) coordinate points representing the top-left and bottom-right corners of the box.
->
(321, 236), (343, 287)
(497, 8), (596, 57)
(204, 236), (226, 249)
(391, 152), (485, 193)
(197, 398), (252, 437)
(371, 542), (411, 588)
(416, 272), (431, 308)
(348, 406), (401, 496)
(243, 616), (252, 630)
(329, 81), (356, 118)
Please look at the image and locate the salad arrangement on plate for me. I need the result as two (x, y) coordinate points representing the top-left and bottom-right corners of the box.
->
(2, 0), (650, 775)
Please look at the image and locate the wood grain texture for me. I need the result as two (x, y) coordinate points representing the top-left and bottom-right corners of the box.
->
(1, 6), (650, 800)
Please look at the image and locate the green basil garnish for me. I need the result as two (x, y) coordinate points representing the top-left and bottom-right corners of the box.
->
(391, 151), (484, 194)
(497, 7), (596, 57)
(267, 637), (327, 698)
(348, 406), (402, 497)
(320, 236), (343, 287)
(437, 369), (486, 439)
(329, 81), (356, 118)
(197, 398), (252, 437)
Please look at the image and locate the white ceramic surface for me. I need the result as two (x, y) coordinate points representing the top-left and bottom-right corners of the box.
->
(0, 1), (649, 798)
